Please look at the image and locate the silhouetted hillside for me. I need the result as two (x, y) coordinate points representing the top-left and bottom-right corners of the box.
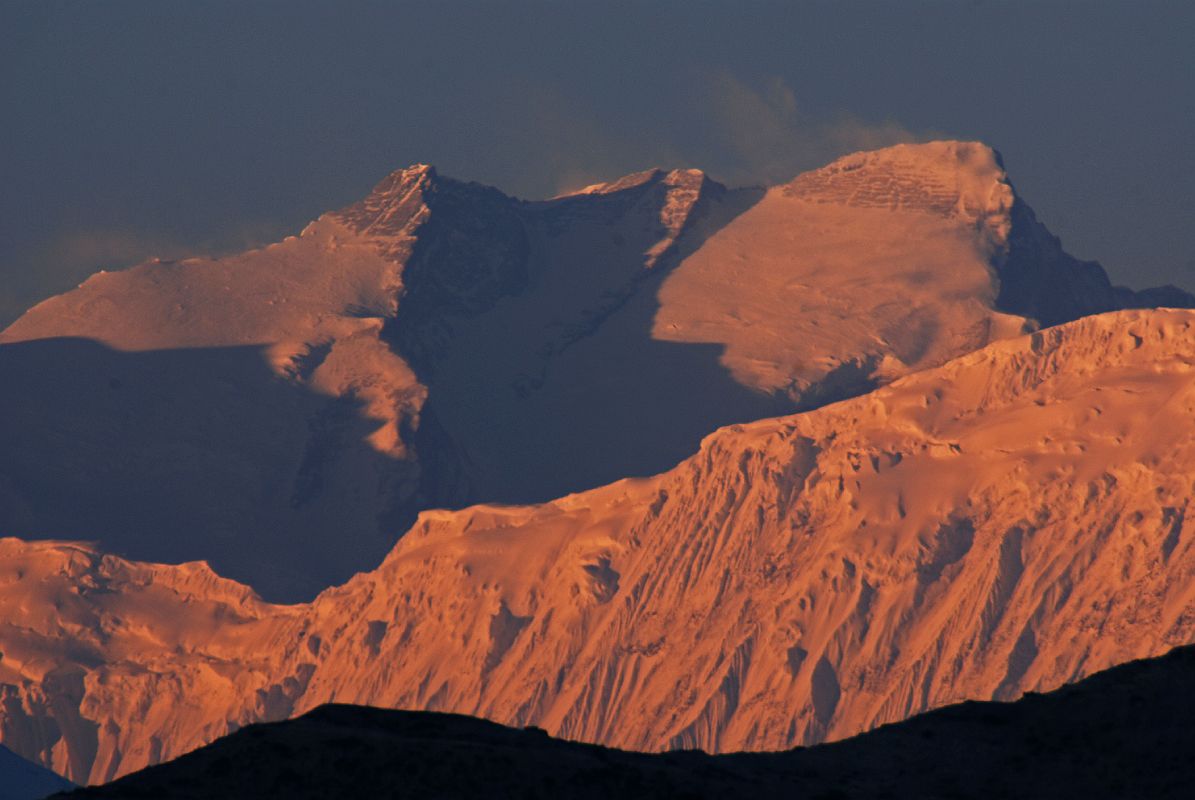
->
(59, 644), (1195, 799)
(8, 309), (1195, 783)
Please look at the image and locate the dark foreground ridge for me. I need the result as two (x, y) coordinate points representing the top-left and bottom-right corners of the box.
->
(58, 644), (1195, 799)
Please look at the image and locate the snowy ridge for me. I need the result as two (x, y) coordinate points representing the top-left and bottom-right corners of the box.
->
(4, 309), (1195, 781)
(0, 141), (1187, 596)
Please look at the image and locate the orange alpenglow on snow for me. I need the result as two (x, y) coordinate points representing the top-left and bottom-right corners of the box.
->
(0, 142), (1179, 603)
(1, 143), (1193, 785)
(3, 309), (1195, 783)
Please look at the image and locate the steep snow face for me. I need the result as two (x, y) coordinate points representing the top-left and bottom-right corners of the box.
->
(4, 309), (1195, 782)
(653, 142), (1026, 402)
(0, 165), (724, 599)
(0, 167), (438, 601)
(785, 141), (1015, 239)
(397, 168), (782, 506)
(43, 647), (1195, 800)
(0, 141), (1181, 601)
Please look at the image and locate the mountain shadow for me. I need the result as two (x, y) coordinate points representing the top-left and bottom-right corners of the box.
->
(994, 183), (1195, 326)
(1, 744), (73, 800)
(0, 177), (775, 601)
(0, 337), (413, 602)
(6, 147), (1189, 602)
(387, 176), (782, 506)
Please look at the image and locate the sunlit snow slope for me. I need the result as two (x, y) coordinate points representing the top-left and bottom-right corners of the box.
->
(1, 142), (1183, 600)
(51, 646), (1195, 800)
(4, 309), (1195, 783)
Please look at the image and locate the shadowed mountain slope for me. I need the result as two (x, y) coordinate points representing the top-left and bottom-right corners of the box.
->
(2, 142), (1185, 600)
(0, 745), (72, 800)
(56, 644), (1195, 800)
(4, 308), (1195, 783)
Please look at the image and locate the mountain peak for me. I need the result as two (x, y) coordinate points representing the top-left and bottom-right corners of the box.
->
(380, 162), (437, 186)
(330, 163), (441, 237)
(785, 140), (1015, 243)
(363, 163), (440, 201)
(560, 167), (718, 198)
(564, 168), (665, 197)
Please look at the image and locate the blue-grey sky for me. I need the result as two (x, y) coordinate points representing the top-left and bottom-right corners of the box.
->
(2, 1), (1192, 326)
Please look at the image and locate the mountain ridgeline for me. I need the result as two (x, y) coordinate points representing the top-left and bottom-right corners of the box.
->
(4, 308), (1195, 783)
(0, 142), (1187, 601)
(53, 643), (1195, 799)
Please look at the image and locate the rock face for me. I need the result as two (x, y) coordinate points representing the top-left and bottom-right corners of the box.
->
(4, 308), (1195, 783)
(2, 141), (1184, 601)
(51, 645), (1195, 800)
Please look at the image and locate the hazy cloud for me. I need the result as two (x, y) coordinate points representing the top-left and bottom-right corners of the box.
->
(2, 2), (1190, 322)
(698, 73), (924, 186)
(1, 225), (286, 329)
(504, 74), (925, 198)
(521, 86), (687, 198)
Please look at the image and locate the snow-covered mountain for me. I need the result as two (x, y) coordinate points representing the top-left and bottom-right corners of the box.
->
(0, 142), (1184, 601)
(48, 645), (1195, 800)
(4, 308), (1195, 783)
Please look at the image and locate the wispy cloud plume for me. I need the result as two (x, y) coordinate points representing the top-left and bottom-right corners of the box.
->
(698, 73), (927, 185)
(1, 225), (286, 329)
(0, 230), (179, 328)
(516, 73), (927, 197)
